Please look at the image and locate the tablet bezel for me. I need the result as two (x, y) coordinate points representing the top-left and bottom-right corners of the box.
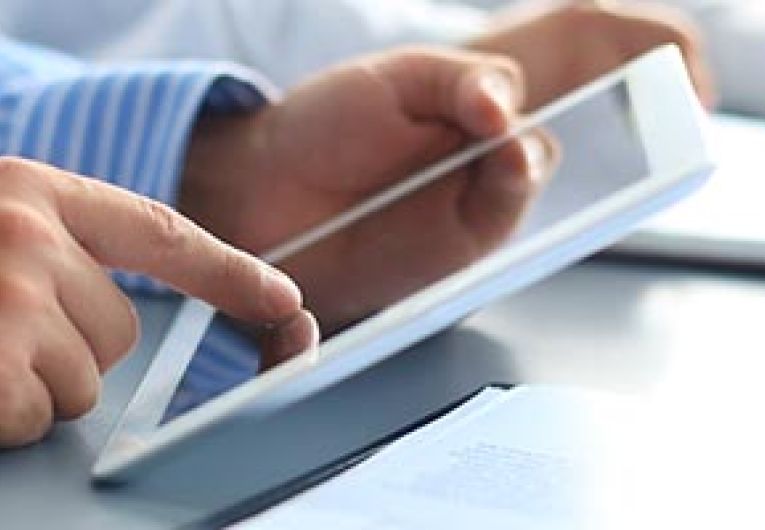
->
(92, 46), (714, 480)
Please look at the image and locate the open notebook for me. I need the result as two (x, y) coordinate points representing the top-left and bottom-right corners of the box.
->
(225, 385), (636, 530)
(612, 114), (765, 266)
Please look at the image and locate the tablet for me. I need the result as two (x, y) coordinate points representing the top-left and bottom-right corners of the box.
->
(92, 45), (714, 481)
(611, 114), (765, 267)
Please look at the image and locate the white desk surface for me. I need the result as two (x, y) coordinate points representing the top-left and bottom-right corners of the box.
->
(2, 260), (765, 529)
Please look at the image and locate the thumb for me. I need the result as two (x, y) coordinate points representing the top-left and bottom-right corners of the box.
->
(377, 47), (525, 137)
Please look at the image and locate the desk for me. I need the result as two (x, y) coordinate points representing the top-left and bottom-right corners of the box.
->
(2, 260), (765, 529)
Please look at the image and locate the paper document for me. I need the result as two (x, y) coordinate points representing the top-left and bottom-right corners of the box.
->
(230, 385), (631, 530)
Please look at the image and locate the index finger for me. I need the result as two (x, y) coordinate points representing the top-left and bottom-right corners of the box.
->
(53, 169), (303, 325)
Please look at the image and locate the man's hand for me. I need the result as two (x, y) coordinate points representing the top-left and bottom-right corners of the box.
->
(469, 1), (716, 111)
(0, 158), (317, 447)
(181, 48), (557, 332)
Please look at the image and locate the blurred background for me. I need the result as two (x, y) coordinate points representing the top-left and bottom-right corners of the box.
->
(0, 0), (762, 116)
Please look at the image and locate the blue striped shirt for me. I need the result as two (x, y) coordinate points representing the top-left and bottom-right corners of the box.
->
(0, 40), (278, 403)
(0, 39), (279, 290)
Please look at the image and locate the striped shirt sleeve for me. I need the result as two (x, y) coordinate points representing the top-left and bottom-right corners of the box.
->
(0, 39), (279, 291)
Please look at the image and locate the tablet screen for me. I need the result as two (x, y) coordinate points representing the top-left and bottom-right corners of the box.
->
(161, 81), (648, 424)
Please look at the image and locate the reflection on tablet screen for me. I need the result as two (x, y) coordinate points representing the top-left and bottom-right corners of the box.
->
(161, 82), (647, 425)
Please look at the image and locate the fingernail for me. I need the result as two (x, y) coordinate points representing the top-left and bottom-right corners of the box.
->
(479, 71), (514, 118)
(519, 133), (551, 183)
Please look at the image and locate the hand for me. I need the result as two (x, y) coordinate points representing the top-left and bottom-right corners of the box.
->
(181, 48), (558, 332)
(468, 0), (716, 111)
(0, 158), (317, 447)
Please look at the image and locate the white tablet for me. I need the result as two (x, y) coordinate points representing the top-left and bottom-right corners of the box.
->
(612, 114), (765, 266)
(92, 46), (714, 481)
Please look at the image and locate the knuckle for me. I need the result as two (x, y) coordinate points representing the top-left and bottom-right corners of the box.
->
(57, 373), (101, 420)
(0, 202), (59, 251)
(385, 46), (443, 74)
(0, 274), (50, 315)
(0, 370), (52, 446)
(0, 156), (34, 181)
(0, 157), (57, 197)
(221, 249), (257, 289)
(140, 199), (192, 251)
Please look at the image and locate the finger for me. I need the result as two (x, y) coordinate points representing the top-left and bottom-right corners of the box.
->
(607, 4), (717, 108)
(54, 239), (139, 373)
(51, 168), (302, 325)
(378, 47), (525, 137)
(32, 308), (101, 420)
(460, 130), (558, 247)
(0, 269), (57, 445)
(260, 309), (320, 370)
(355, 122), (468, 194)
(635, 24), (716, 109)
(0, 355), (53, 447)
